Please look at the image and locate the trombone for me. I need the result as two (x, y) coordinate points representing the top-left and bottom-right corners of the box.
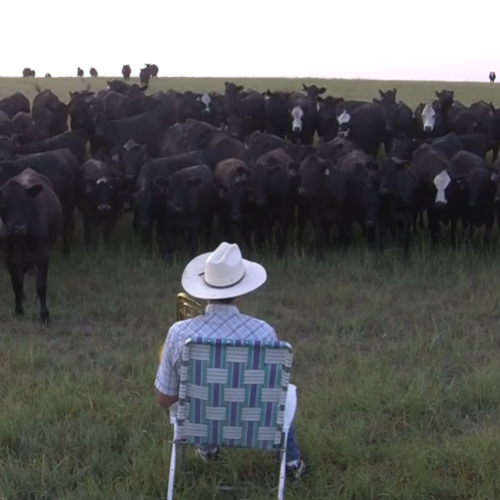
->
(158, 293), (204, 361)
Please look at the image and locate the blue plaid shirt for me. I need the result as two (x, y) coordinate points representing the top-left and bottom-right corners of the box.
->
(155, 304), (278, 396)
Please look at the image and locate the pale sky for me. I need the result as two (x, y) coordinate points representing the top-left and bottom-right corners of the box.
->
(4, 0), (498, 81)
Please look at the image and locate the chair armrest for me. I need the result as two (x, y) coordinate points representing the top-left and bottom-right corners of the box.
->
(169, 402), (178, 425)
(283, 383), (297, 432)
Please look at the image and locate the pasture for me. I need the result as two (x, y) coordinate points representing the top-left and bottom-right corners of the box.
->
(2, 77), (500, 499)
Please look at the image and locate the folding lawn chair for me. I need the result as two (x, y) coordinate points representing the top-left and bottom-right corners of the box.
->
(166, 336), (297, 500)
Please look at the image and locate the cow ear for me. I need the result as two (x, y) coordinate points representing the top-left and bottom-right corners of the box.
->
(318, 87), (326, 95)
(302, 83), (308, 92)
(154, 176), (170, 190)
(392, 88), (397, 94)
(25, 183), (43, 198)
(187, 177), (202, 187)
(378, 89), (384, 97)
(435, 91), (440, 98)
(373, 98), (380, 104)
(238, 85), (244, 91)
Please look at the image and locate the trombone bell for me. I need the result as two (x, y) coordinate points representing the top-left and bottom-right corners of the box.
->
(158, 293), (203, 361)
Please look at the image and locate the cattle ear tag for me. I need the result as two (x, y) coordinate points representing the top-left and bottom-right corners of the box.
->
(325, 168), (330, 176)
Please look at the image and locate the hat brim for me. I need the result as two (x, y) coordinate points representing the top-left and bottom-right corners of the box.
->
(181, 252), (267, 300)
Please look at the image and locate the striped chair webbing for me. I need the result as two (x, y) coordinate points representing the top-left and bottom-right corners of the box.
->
(175, 337), (293, 451)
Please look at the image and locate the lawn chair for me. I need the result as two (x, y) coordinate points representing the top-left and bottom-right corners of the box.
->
(166, 336), (297, 500)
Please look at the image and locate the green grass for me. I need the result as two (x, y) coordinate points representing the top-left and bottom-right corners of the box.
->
(2, 77), (500, 499)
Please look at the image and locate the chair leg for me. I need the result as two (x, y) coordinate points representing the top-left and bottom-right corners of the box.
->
(180, 443), (187, 473)
(166, 440), (177, 500)
(277, 431), (288, 500)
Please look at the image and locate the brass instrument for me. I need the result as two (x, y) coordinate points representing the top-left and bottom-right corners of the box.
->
(158, 293), (203, 361)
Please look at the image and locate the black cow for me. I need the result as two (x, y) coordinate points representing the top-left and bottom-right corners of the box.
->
(224, 92), (265, 141)
(154, 164), (215, 260)
(32, 88), (68, 138)
(113, 139), (149, 194)
(183, 119), (221, 152)
(387, 136), (420, 161)
(77, 67), (84, 77)
(337, 102), (385, 158)
(287, 93), (318, 145)
(140, 67), (151, 86)
(0, 168), (62, 325)
(378, 157), (420, 258)
(160, 123), (187, 157)
(78, 160), (121, 249)
(317, 137), (357, 163)
(45, 73), (51, 78)
(264, 90), (290, 139)
(413, 102), (447, 139)
(93, 112), (163, 158)
(489, 72), (496, 83)
(22, 68), (35, 78)
(250, 148), (299, 255)
(11, 112), (40, 145)
(428, 133), (464, 160)
(0, 93), (30, 118)
(297, 154), (348, 258)
(15, 130), (88, 165)
(446, 102), (476, 135)
(377, 88), (398, 106)
(301, 84), (326, 101)
(450, 151), (494, 247)
(89, 67), (98, 77)
(373, 99), (414, 152)
(224, 82), (244, 101)
(469, 101), (495, 152)
(0, 149), (79, 256)
(68, 90), (95, 136)
(337, 151), (380, 246)
(317, 97), (343, 142)
(122, 65), (132, 81)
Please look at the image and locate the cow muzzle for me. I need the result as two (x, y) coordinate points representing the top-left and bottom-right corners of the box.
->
(424, 126), (432, 132)
(98, 204), (111, 212)
(11, 224), (27, 235)
(434, 201), (447, 209)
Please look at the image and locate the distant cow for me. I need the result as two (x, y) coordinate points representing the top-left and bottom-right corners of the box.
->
(140, 67), (151, 87)
(122, 65), (131, 81)
(489, 72), (496, 83)
(45, 73), (51, 78)
(0, 168), (62, 325)
(22, 68), (35, 78)
(77, 67), (84, 77)
(89, 67), (98, 77)
(0, 93), (31, 118)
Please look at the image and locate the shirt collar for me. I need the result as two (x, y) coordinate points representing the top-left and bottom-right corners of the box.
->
(205, 304), (240, 315)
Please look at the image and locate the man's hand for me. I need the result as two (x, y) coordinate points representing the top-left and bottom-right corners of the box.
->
(156, 389), (179, 409)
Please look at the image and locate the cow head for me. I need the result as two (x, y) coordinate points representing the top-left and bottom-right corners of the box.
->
(301, 83), (327, 101)
(435, 89), (454, 109)
(224, 82), (244, 100)
(421, 103), (436, 133)
(377, 88), (397, 106)
(85, 176), (118, 212)
(379, 157), (410, 197)
(154, 173), (203, 215)
(214, 165), (250, 223)
(290, 105), (304, 133)
(0, 179), (43, 236)
(432, 169), (461, 208)
(298, 155), (333, 199)
(121, 140), (148, 185)
(337, 111), (351, 138)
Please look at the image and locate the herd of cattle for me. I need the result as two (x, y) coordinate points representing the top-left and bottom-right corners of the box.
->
(22, 64), (160, 85)
(0, 79), (500, 323)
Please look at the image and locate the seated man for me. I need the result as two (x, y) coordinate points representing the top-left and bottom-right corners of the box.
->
(155, 241), (306, 480)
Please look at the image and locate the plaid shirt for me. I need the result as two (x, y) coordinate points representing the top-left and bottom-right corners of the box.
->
(155, 304), (278, 396)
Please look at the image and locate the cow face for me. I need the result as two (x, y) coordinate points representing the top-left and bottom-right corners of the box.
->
(302, 84), (327, 101)
(378, 88), (397, 105)
(199, 93), (211, 114)
(298, 155), (333, 199)
(155, 174), (203, 214)
(361, 167), (381, 228)
(379, 157), (410, 198)
(432, 170), (462, 207)
(214, 166), (250, 223)
(291, 105), (304, 133)
(435, 90), (454, 109)
(121, 142), (148, 184)
(0, 181), (43, 236)
(224, 82), (244, 100)
(421, 104), (436, 133)
(337, 111), (351, 138)
(85, 177), (117, 212)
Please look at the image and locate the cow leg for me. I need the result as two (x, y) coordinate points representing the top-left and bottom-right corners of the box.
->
(188, 224), (199, 260)
(450, 217), (459, 249)
(62, 208), (74, 257)
(312, 218), (326, 260)
(103, 213), (118, 244)
(398, 221), (411, 260)
(36, 260), (50, 326)
(379, 220), (389, 253)
(83, 215), (93, 251)
(492, 142), (500, 163)
(7, 261), (25, 317)
(428, 212), (440, 247)
(132, 213), (140, 236)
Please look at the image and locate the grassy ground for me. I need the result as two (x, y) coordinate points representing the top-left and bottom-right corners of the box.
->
(2, 78), (500, 499)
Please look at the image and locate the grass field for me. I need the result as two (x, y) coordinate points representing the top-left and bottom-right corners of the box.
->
(2, 77), (500, 500)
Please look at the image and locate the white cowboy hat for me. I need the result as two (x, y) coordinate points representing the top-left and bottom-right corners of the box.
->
(181, 242), (267, 300)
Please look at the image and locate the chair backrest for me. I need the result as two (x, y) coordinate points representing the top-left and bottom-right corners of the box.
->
(175, 337), (293, 451)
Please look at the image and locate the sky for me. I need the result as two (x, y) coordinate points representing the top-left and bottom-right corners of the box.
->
(3, 0), (498, 82)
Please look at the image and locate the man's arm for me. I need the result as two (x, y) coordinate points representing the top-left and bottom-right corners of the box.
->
(154, 326), (181, 409)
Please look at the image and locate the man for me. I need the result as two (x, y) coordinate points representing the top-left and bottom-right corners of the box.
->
(155, 241), (306, 480)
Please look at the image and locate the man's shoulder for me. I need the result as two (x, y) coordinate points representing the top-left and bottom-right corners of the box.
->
(238, 312), (276, 333)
